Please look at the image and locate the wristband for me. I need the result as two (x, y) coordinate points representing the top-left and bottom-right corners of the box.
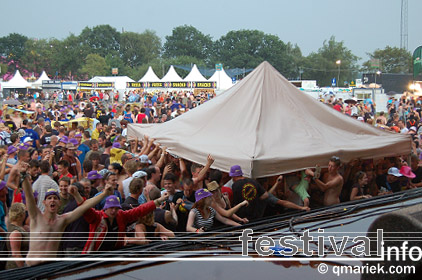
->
(196, 228), (200, 232)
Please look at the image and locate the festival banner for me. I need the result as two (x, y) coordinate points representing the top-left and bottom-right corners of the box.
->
(168, 82), (191, 88)
(127, 82), (143, 88)
(96, 82), (114, 88)
(148, 82), (165, 88)
(78, 82), (94, 88)
(192, 82), (216, 89)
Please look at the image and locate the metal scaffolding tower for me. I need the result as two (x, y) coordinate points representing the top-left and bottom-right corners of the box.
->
(400, 0), (408, 50)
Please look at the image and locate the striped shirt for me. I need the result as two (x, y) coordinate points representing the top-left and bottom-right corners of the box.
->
(192, 207), (216, 231)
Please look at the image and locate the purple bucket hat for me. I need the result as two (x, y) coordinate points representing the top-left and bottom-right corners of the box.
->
(112, 142), (121, 149)
(7, 145), (18, 154)
(103, 195), (122, 210)
(229, 165), (243, 177)
(87, 170), (103, 180)
(59, 136), (69, 144)
(194, 188), (213, 202)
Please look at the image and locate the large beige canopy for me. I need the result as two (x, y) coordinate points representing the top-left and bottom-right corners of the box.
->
(128, 61), (411, 178)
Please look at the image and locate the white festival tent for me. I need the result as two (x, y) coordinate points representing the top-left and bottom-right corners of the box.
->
(31, 71), (51, 89)
(183, 64), (208, 82)
(161, 65), (183, 82)
(139, 66), (161, 82)
(2, 70), (31, 89)
(128, 61), (411, 178)
(208, 68), (234, 91)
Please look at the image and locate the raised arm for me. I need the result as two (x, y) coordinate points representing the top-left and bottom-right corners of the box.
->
(22, 170), (40, 220)
(268, 175), (283, 195)
(193, 154), (214, 185)
(0, 154), (8, 180)
(64, 184), (114, 225)
(155, 146), (167, 169)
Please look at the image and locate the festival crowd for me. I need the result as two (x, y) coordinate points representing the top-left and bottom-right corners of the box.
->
(0, 89), (420, 269)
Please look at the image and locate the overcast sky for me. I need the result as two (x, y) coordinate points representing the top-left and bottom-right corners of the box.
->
(1, 0), (421, 62)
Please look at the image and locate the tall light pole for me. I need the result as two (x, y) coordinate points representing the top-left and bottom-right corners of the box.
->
(336, 60), (341, 87)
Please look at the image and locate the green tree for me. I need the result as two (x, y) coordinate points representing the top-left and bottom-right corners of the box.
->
(80, 54), (109, 78)
(53, 34), (90, 79)
(213, 30), (301, 78)
(362, 46), (411, 73)
(120, 30), (161, 68)
(21, 39), (56, 76)
(79, 25), (120, 57)
(0, 33), (28, 62)
(302, 36), (359, 86)
(163, 25), (213, 62)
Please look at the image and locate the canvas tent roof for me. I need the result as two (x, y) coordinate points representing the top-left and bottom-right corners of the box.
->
(139, 66), (161, 82)
(161, 65), (183, 82)
(184, 64), (208, 82)
(31, 71), (51, 88)
(2, 70), (31, 88)
(128, 61), (411, 178)
(209, 68), (234, 90)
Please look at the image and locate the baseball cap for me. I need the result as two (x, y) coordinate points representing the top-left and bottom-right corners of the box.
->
(139, 155), (151, 164)
(388, 167), (403, 177)
(23, 137), (33, 143)
(133, 170), (147, 178)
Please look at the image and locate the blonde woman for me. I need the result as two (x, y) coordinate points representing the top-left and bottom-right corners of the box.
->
(6, 203), (29, 269)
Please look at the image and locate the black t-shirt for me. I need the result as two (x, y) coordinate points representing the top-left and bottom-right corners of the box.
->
(97, 218), (118, 252)
(232, 178), (266, 221)
(40, 132), (53, 145)
(98, 115), (111, 125)
(412, 166), (422, 184)
(121, 196), (139, 210)
(377, 174), (401, 193)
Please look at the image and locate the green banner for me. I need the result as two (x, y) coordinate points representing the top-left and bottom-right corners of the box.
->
(413, 46), (422, 78)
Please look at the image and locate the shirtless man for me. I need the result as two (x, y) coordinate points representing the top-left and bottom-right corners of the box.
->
(22, 171), (114, 266)
(307, 156), (343, 206)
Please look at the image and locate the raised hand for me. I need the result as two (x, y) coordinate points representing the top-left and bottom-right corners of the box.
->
(207, 154), (214, 165)
(104, 184), (114, 196)
(68, 185), (78, 196)
(158, 192), (169, 203)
